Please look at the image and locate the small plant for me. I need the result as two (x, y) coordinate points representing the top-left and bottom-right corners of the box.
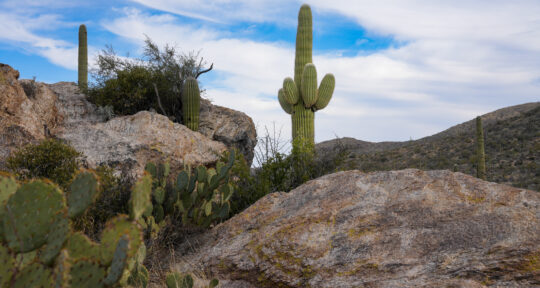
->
(7, 139), (81, 188)
(166, 272), (218, 288)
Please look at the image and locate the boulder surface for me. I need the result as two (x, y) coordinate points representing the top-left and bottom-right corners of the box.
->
(0, 64), (257, 176)
(175, 169), (540, 288)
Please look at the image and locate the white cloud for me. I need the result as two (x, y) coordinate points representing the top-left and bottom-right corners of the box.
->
(129, 0), (300, 24)
(102, 3), (540, 147)
(0, 12), (100, 71)
(3, 1), (539, 150)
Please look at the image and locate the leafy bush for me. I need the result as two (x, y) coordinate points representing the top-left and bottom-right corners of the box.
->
(87, 37), (212, 122)
(227, 132), (347, 215)
(7, 138), (81, 188)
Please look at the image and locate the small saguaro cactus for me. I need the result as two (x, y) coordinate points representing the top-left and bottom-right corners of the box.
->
(278, 4), (335, 150)
(78, 24), (88, 90)
(182, 77), (200, 131)
(476, 116), (486, 180)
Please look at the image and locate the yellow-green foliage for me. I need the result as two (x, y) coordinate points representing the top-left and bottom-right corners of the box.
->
(7, 139), (81, 188)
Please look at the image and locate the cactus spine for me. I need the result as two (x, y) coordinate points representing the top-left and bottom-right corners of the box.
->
(182, 77), (200, 131)
(279, 4), (335, 150)
(476, 116), (486, 180)
(78, 24), (88, 90)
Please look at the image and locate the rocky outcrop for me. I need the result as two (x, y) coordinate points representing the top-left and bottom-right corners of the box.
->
(46, 81), (227, 177)
(0, 64), (255, 176)
(199, 99), (257, 166)
(174, 169), (540, 288)
(0, 64), (61, 166)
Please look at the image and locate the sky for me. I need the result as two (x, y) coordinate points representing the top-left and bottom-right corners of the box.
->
(1, 0), (539, 150)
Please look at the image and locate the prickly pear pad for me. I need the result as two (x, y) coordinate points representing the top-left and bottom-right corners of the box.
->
(68, 171), (99, 218)
(70, 259), (106, 288)
(13, 262), (53, 288)
(3, 180), (66, 253)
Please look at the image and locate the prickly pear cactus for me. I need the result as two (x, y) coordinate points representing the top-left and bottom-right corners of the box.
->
(70, 259), (106, 288)
(175, 150), (235, 227)
(0, 172), (150, 288)
(130, 174), (153, 221)
(40, 217), (69, 265)
(68, 171), (99, 218)
(182, 77), (201, 131)
(103, 235), (130, 285)
(3, 180), (66, 253)
(0, 244), (14, 287)
(13, 262), (53, 288)
(78, 24), (88, 90)
(53, 249), (71, 288)
(278, 4), (335, 149)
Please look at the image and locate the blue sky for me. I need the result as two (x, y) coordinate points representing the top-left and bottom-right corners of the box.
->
(1, 0), (539, 149)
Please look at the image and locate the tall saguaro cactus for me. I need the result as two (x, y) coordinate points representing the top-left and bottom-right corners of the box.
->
(78, 24), (88, 90)
(278, 4), (335, 150)
(182, 77), (200, 131)
(476, 116), (486, 180)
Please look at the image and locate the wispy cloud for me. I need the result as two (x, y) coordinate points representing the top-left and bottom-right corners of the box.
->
(1, 1), (539, 145)
(102, 2), (540, 142)
(129, 0), (300, 24)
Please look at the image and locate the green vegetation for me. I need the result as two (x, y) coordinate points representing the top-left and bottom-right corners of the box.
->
(87, 37), (212, 124)
(476, 116), (487, 180)
(143, 150), (235, 229)
(228, 134), (347, 215)
(78, 24), (88, 90)
(326, 106), (539, 191)
(278, 4), (335, 151)
(165, 272), (218, 288)
(0, 171), (148, 287)
(182, 77), (200, 131)
(7, 139), (81, 189)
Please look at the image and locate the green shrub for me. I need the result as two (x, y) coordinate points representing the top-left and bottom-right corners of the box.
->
(87, 37), (212, 123)
(7, 139), (81, 188)
(227, 137), (347, 215)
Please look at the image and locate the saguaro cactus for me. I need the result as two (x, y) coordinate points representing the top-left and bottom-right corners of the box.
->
(278, 4), (335, 150)
(476, 116), (486, 180)
(78, 24), (88, 90)
(182, 77), (200, 131)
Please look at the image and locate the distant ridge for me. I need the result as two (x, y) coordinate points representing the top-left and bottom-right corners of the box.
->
(316, 102), (540, 191)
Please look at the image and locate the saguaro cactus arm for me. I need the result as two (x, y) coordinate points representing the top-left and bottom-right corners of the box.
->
(314, 73), (335, 110)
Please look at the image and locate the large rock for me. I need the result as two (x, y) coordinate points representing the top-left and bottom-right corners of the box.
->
(48, 81), (226, 177)
(0, 64), (256, 176)
(0, 64), (61, 166)
(174, 169), (540, 287)
(199, 98), (257, 166)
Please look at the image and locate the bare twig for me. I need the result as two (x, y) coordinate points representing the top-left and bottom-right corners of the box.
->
(153, 83), (168, 117)
(195, 63), (213, 79)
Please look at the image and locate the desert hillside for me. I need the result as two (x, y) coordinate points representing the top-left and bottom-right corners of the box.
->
(317, 102), (540, 191)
